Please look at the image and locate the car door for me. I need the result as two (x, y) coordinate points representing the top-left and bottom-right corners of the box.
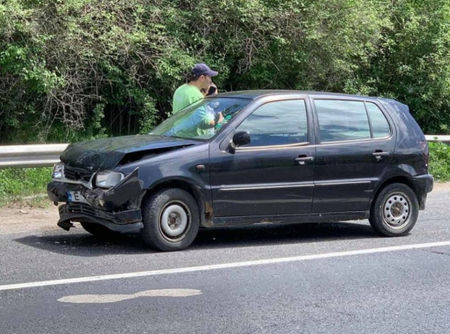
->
(209, 98), (315, 219)
(311, 97), (395, 213)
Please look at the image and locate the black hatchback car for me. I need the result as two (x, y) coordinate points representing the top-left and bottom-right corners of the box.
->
(47, 90), (433, 251)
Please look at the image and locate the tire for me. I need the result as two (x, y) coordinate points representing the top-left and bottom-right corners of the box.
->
(141, 188), (200, 251)
(80, 222), (119, 238)
(369, 183), (419, 237)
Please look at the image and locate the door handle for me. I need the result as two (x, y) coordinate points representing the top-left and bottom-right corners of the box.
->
(295, 155), (314, 165)
(372, 151), (389, 156)
(372, 150), (390, 161)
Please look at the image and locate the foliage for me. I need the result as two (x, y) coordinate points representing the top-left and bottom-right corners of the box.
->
(0, 0), (448, 144)
(364, 0), (450, 134)
(0, 167), (52, 205)
(428, 142), (450, 182)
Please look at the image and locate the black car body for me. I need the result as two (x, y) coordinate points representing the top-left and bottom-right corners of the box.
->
(47, 90), (433, 251)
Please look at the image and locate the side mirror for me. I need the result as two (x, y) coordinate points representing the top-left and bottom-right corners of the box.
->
(230, 131), (251, 152)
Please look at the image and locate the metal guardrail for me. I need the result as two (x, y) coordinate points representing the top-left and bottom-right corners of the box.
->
(425, 135), (450, 142)
(0, 144), (68, 168)
(0, 135), (448, 168)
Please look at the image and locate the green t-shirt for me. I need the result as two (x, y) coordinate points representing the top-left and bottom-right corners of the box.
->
(172, 106), (216, 138)
(172, 83), (204, 114)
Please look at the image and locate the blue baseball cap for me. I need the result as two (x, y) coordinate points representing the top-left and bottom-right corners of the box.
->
(191, 63), (218, 77)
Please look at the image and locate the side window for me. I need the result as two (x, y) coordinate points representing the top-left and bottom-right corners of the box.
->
(236, 100), (308, 147)
(365, 102), (390, 138)
(315, 100), (370, 142)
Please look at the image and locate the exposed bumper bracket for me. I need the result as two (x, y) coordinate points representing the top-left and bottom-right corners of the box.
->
(57, 220), (74, 231)
(58, 203), (142, 228)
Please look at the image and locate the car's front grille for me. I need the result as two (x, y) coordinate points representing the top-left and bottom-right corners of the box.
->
(64, 166), (93, 182)
(63, 203), (97, 216)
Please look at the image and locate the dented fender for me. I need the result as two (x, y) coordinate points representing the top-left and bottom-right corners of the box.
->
(48, 168), (145, 230)
(47, 168), (144, 211)
(84, 168), (144, 210)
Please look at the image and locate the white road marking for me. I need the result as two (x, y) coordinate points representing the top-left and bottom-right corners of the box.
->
(58, 288), (202, 304)
(1, 240), (450, 292)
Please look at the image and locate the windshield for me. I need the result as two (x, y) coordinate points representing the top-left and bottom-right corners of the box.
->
(150, 97), (251, 140)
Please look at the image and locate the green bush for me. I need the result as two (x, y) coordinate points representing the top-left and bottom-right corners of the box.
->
(0, 0), (448, 144)
(428, 142), (450, 182)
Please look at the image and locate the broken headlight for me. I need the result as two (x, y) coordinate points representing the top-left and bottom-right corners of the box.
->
(52, 162), (64, 179)
(95, 170), (124, 189)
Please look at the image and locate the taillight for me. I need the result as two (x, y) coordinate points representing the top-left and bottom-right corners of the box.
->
(420, 140), (429, 169)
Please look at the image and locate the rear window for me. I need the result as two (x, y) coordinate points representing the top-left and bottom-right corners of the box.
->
(314, 100), (371, 142)
(365, 102), (390, 138)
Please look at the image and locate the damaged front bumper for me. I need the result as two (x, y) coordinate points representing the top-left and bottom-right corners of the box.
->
(47, 168), (144, 231)
(57, 203), (142, 231)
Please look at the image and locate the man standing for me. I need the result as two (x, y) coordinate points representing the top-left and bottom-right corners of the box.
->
(172, 63), (218, 114)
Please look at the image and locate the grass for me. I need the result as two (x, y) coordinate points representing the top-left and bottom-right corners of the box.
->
(0, 167), (52, 207)
(0, 142), (448, 207)
(428, 141), (450, 182)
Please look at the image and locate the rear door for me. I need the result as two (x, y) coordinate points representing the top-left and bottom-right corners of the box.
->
(209, 98), (315, 218)
(311, 98), (395, 213)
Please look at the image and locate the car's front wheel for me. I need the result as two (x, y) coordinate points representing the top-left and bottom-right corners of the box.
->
(141, 188), (200, 251)
(369, 183), (419, 236)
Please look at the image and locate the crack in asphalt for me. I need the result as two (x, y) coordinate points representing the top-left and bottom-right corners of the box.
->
(421, 249), (450, 257)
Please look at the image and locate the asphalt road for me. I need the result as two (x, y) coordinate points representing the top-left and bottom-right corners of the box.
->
(0, 186), (449, 334)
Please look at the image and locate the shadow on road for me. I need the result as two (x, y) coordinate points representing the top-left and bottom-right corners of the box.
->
(14, 221), (377, 256)
(193, 221), (377, 249)
(14, 231), (148, 256)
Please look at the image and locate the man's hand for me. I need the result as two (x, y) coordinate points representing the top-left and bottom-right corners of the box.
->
(217, 112), (224, 123)
(209, 112), (224, 126)
(207, 84), (218, 96)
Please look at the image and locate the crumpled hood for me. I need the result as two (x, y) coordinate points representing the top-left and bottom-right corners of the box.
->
(60, 135), (199, 170)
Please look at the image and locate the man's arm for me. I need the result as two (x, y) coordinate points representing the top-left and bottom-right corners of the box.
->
(213, 112), (224, 125)
(199, 108), (223, 127)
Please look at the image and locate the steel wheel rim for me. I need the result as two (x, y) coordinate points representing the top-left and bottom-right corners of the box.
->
(383, 193), (410, 229)
(159, 202), (190, 241)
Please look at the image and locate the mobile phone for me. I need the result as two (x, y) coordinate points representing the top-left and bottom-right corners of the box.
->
(207, 85), (217, 96)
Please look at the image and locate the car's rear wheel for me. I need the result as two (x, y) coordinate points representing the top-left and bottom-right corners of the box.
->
(141, 188), (200, 251)
(80, 222), (119, 238)
(369, 183), (419, 236)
